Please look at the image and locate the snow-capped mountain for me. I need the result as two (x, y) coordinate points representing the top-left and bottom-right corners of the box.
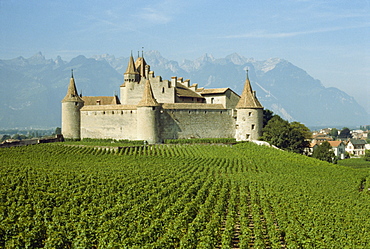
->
(0, 51), (368, 128)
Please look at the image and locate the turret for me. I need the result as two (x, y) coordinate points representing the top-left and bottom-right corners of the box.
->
(121, 53), (139, 104)
(235, 71), (263, 141)
(61, 70), (84, 139)
(136, 79), (160, 144)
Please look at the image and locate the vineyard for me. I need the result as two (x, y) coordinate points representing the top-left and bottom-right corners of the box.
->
(1, 142), (370, 248)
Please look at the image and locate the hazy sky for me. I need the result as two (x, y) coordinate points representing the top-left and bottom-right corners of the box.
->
(1, 0), (369, 111)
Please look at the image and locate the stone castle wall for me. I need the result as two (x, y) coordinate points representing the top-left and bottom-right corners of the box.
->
(80, 108), (138, 140)
(79, 105), (236, 142)
(159, 108), (236, 141)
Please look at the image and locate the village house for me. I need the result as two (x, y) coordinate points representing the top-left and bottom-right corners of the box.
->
(328, 141), (346, 159)
(346, 139), (367, 157)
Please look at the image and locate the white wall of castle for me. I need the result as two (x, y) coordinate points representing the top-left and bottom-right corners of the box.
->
(121, 75), (175, 105)
(79, 106), (236, 142)
(80, 109), (138, 140)
(235, 108), (263, 141)
(203, 90), (240, 109)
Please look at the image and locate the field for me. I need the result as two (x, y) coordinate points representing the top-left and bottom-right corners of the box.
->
(1, 142), (370, 248)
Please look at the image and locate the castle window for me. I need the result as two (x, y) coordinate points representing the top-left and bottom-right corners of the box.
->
(103, 111), (105, 114)
(152, 107), (156, 111)
(162, 87), (165, 93)
(211, 98), (214, 104)
(75, 102), (78, 106)
(130, 110), (133, 114)
(168, 82), (171, 88)
(252, 124), (255, 130)
(112, 111), (114, 114)
(189, 111), (191, 114)
(249, 112), (252, 116)
(246, 134), (250, 139)
(121, 111), (123, 114)
(220, 111), (223, 114)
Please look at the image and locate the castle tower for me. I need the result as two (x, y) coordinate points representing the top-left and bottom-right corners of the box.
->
(136, 79), (160, 144)
(61, 70), (84, 139)
(235, 71), (263, 141)
(121, 53), (139, 104)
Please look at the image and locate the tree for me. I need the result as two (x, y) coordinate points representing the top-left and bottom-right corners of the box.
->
(1, 134), (11, 142)
(55, 127), (62, 135)
(260, 116), (311, 153)
(329, 128), (339, 139)
(260, 115), (290, 149)
(263, 109), (274, 128)
(364, 150), (370, 162)
(338, 127), (352, 139)
(287, 122), (311, 154)
(312, 141), (335, 163)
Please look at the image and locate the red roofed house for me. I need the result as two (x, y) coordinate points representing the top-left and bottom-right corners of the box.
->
(328, 141), (346, 159)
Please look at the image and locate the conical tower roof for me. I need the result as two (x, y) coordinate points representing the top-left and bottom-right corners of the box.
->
(137, 79), (160, 107)
(236, 72), (263, 109)
(62, 71), (84, 103)
(135, 56), (147, 77)
(125, 53), (139, 75)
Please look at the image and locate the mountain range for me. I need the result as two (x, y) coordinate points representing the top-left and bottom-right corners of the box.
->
(0, 51), (369, 129)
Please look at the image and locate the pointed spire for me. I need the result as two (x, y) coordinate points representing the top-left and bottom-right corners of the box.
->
(236, 70), (263, 109)
(137, 79), (159, 107)
(135, 50), (147, 78)
(125, 52), (138, 75)
(62, 71), (84, 103)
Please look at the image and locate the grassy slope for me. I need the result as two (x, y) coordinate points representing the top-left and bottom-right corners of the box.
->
(1, 142), (370, 247)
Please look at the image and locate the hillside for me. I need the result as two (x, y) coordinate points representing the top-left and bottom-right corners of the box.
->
(1, 142), (369, 247)
(0, 51), (369, 128)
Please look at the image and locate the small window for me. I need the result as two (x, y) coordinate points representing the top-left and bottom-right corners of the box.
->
(249, 112), (252, 116)
(211, 98), (214, 104)
(246, 134), (250, 139)
(252, 124), (255, 130)
(162, 87), (165, 93)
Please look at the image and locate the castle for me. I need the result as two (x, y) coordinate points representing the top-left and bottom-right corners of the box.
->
(61, 53), (263, 143)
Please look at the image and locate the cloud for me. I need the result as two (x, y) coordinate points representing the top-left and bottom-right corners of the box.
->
(222, 23), (370, 39)
(136, 7), (171, 24)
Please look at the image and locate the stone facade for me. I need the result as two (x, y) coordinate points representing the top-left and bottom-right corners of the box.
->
(61, 54), (264, 143)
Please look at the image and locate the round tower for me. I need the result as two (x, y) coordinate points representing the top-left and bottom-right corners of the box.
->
(121, 52), (139, 104)
(136, 79), (160, 144)
(61, 71), (84, 140)
(235, 71), (263, 141)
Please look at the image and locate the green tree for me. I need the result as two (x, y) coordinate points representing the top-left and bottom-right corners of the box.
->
(1, 134), (11, 142)
(260, 115), (290, 149)
(287, 122), (311, 154)
(312, 141), (335, 163)
(329, 128), (339, 139)
(55, 127), (62, 135)
(338, 127), (352, 139)
(263, 109), (274, 128)
(364, 150), (370, 162)
(260, 116), (311, 154)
